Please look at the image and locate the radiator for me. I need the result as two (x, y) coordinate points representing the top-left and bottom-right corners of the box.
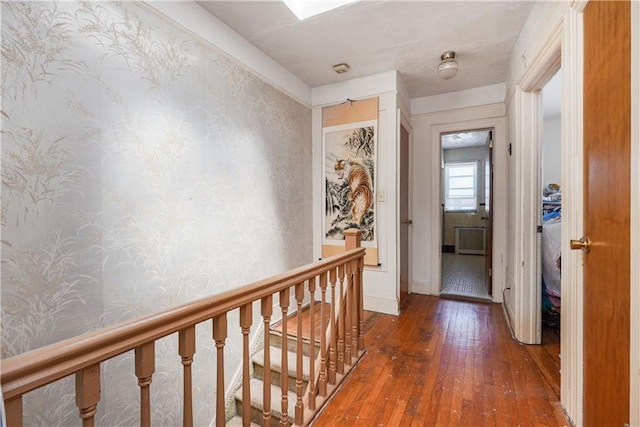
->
(455, 227), (486, 255)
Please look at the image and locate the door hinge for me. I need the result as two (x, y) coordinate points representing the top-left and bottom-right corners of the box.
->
(537, 225), (543, 233)
(489, 267), (492, 277)
(489, 139), (494, 149)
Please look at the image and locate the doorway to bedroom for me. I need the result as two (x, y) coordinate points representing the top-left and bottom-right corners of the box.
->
(534, 68), (562, 397)
(439, 129), (493, 302)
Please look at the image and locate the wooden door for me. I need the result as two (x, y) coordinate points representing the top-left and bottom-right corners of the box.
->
(485, 131), (493, 295)
(399, 126), (410, 308)
(582, 1), (631, 425)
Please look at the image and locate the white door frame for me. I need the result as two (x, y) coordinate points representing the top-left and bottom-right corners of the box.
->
(514, 5), (585, 423)
(429, 117), (507, 303)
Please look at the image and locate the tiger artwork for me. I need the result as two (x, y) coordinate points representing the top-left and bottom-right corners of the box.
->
(334, 158), (373, 225)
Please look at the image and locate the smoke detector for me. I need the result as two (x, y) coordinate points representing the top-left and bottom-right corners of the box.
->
(333, 63), (350, 74)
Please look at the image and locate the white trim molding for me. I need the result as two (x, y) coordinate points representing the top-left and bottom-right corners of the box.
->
(560, 7), (585, 425)
(510, 14), (563, 346)
(311, 71), (398, 107)
(411, 83), (506, 116)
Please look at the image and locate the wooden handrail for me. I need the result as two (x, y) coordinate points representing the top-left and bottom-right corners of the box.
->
(1, 248), (364, 401)
(1, 230), (365, 426)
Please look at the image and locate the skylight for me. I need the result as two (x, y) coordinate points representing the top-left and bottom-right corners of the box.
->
(282, 0), (358, 20)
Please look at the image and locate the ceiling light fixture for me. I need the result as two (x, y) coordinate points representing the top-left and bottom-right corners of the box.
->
(333, 63), (350, 74)
(437, 51), (458, 80)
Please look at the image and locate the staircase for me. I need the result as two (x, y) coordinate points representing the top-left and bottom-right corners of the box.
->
(1, 230), (365, 427)
(228, 311), (321, 426)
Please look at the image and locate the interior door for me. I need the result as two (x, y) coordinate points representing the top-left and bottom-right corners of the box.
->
(582, 0), (631, 425)
(399, 125), (410, 308)
(484, 131), (493, 295)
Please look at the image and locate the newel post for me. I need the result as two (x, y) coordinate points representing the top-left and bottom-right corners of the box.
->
(343, 228), (362, 250)
(343, 229), (364, 353)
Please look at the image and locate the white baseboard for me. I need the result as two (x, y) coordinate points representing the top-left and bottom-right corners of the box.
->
(364, 294), (399, 315)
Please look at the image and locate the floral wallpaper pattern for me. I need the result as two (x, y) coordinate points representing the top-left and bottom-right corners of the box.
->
(1, 1), (312, 425)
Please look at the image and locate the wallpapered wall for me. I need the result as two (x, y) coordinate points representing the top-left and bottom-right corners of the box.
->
(1, 1), (312, 425)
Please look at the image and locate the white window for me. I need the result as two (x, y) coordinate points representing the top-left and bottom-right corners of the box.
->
(444, 162), (478, 212)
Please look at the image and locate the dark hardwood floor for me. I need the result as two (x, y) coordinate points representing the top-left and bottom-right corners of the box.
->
(310, 295), (570, 426)
(525, 324), (561, 398)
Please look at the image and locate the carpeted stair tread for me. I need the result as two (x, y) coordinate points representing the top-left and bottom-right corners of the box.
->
(234, 378), (296, 422)
(226, 415), (260, 427)
(253, 347), (311, 381)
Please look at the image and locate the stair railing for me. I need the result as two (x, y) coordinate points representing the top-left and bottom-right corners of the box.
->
(299, 229), (365, 425)
(1, 229), (365, 427)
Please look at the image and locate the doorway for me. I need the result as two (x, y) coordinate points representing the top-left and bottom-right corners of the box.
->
(534, 68), (562, 396)
(399, 125), (410, 308)
(439, 129), (492, 302)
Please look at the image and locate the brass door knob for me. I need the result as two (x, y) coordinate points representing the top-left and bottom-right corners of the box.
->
(570, 236), (591, 253)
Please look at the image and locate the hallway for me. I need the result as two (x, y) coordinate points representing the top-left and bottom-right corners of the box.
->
(311, 295), (569, 426)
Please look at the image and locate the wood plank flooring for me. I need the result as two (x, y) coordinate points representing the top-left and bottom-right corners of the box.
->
(310, 295), (569, 426)
(272, 302), (330, 341)
(524, 325), (561, 398)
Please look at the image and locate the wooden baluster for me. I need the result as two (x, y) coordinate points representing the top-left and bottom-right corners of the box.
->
(179, 326), (196, 427)
(294, 283), (305, 425)
(279, 288), (290, 426)
(135, 342), (155, 427)
(240, 303), (253, 427)
(213, 313), (228, 427)
(344, 261), (353, 366)
(337, 264), (345, 375)
(318, 271), (328, 395)
(261, 295), (273, 427)
(307, 276), (317, 410)
(75, 363), (100, 427)
(328, 268), (337, 384)
(5, 396), (23, 427)
(350, 259), (359, 356)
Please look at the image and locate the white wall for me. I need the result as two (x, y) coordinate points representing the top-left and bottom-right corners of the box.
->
(147, 1), (311, 106)
(312, 72), (401, 315)
(1, 2), (313, 425)
(542, 115), (562, 187)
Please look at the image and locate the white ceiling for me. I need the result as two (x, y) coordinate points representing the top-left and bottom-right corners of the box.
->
(442, 130), (490, 150)
(197, 0), (535, 99)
